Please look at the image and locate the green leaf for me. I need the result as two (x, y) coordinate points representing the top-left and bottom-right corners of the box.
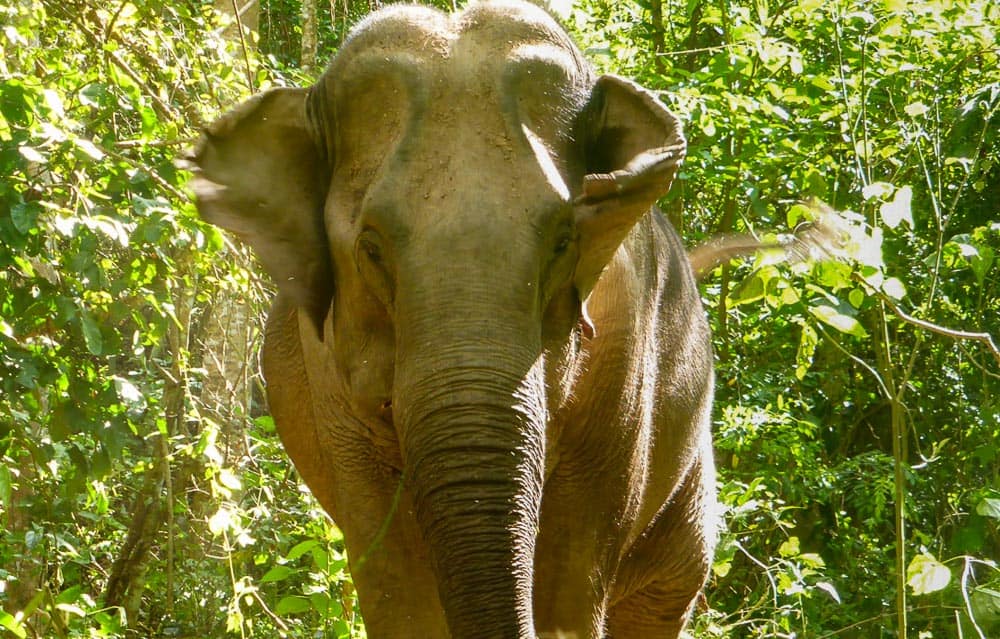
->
(0, 610), (27, 639)
(809, 304), (868, 338)
(333, 618), (352, 638)
(975, 497), (1000, 519)
(79, 82), (107, 107)
(0, 465), (11, 512)
(10, 202), (37, 234)
(274, 595), (311, 615)
(795, 323), (818, 380)
(787, 203), (814, 227)
(729, 274), (766, 306)
(309, 592), (342, 618)
(79, 309), (104, 355)
(848, 288), (866, 308)
(55, 585), (83, 605)
(778, 536), (800, 557)
(285, 539), (320, 561)
(254, 415), (276, 433)
(906, 553), (951, 595)
(260, 565), (296, 584)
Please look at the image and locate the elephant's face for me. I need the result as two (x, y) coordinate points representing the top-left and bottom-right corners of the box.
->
(192, 2), (685, 427)
(319, 5), (606, 425)
(189, 1), (686, 632)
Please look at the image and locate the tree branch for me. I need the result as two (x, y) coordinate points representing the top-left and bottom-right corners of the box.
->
(856, 273), (1000, 367)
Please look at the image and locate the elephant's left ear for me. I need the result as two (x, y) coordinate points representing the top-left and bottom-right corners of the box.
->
(573, 75), (686, 302)
(186, 87), (333, 337)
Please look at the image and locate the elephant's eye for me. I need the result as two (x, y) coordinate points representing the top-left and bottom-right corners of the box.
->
(359, 237), (382, 263)
(553, 234), (573, 255)
(355, 230), (394, 309)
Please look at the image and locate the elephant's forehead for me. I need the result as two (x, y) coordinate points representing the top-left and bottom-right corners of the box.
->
(341, 1), (576, 57)
(321, 1), (584, 234)
(330, 0), (586, 87)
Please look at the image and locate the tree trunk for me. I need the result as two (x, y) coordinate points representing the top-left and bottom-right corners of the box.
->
(300, 0), (318, 72)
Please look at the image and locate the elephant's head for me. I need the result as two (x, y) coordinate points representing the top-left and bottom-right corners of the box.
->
(189, 1), (684, 635)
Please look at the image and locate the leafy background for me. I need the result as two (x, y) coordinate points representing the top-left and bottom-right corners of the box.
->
(0, 0), (997, 637)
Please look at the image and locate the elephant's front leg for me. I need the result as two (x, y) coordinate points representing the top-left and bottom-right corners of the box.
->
(533, 450), (641, 638)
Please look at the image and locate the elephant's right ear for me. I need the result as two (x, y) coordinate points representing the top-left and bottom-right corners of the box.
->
(187, 87), (333, 337)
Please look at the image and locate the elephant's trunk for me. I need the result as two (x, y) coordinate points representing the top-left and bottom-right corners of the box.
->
(394, 312), (546, 638)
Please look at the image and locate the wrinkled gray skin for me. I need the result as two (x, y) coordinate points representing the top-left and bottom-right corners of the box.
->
(190, 1), (716, 637)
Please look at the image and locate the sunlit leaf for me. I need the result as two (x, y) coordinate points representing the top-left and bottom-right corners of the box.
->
(208, 507), (233, 535)
(729, 274), (766, 306)
(847, 226), (884, 268)
(0, 611), (27, 639)
(18, 145), (45, 163)
(880, 185), (913, 229)
(816, 581), (842, 603)
(72, 136), (105, 161)
(862, 182), (894, 200)
(907, 553), (951, 595)
(976, 497), (1000, 520)
(113, 376), (143, 405)
(809, 304), (868, 338)
(55, 603), (86, 618)
(42, 88), (64, 118)
(218, 468), (242, 491)
(796, 323), (818, 380)
(882, 277), (906, 300)
(904, 102), (930, 117)
(778, 536), (801, 557)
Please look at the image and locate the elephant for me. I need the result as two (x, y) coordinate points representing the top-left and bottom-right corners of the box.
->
(189, 1), (721, 637)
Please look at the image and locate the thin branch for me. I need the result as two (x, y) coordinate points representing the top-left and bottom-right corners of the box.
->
(815, 323), (893, 401)
(870, 281), (1000, 367)
(104, 146), (189, 202)
(961, 556), (988, 639)
(54, 3), (182, 122)
(958, 342), (1000, 380)
(114, 137), (196, 150)
(230, 0), (255, 93)
(655, 43), (739, 57)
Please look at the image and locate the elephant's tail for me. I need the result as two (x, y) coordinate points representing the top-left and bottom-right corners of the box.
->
(687, 200), (848, 281)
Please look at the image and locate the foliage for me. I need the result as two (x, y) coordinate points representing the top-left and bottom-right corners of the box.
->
(564, 0), (1000, 635)
(0, 1), (357, 637)
(1, 0), (997, 638)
